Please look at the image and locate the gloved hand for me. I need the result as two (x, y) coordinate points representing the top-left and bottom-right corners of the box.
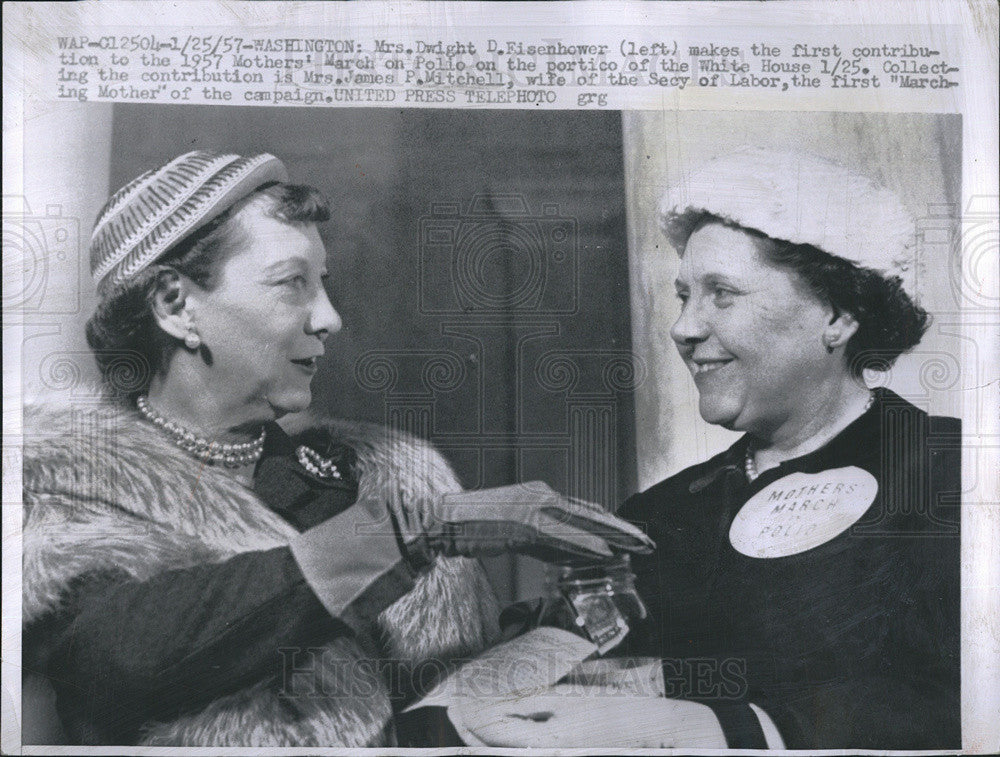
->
(392, 481), (655, 566)
(290, 481), (654, 634)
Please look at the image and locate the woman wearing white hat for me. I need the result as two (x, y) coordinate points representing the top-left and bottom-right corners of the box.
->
(21, 151), (653, 746)
(617, 148), (960, 749)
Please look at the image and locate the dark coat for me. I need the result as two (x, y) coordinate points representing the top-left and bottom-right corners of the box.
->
(619, 388), (961, 749)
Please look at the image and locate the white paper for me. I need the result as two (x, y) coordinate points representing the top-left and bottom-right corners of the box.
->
(404, 626), (598, 712)
(3, 2), (997, 754)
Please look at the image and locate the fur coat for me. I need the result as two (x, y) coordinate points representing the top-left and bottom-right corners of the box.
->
(22, 399), (501, 746)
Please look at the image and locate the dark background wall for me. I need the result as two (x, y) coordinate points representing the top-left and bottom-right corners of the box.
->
(110, 105), (637, 601)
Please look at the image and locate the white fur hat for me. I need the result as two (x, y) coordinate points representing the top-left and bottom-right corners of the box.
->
(658, 146), (917, 297)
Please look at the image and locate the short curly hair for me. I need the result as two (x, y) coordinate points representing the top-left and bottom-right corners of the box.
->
(687, 213), (929, 378)
(85, 183), (330, 400)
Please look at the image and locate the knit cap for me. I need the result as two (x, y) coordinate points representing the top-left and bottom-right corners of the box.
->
(90, 150), (288, 295)
(658, 147), (917, 297)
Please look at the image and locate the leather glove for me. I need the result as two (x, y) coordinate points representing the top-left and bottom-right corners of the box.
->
(290, 481), (654, 633)
(392, 481), (655, 566)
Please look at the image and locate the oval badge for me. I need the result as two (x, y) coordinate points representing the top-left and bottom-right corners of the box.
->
(729, 466), (878, 559)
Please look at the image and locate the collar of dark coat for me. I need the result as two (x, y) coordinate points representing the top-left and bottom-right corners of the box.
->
(687, 387), (925, 494)
(252, 421), (359, 525)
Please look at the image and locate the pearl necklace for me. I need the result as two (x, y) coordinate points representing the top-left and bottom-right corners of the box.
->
(137, 395), (266, 468)
(744, 391), (876, 482)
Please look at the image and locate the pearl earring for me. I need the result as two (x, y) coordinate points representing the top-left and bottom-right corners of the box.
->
(184, 330), (201, 350)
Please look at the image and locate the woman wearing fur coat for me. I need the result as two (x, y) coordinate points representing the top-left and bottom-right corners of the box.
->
(21, 151), (652, 747)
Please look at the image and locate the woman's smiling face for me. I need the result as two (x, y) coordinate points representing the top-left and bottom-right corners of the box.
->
(184, 201), (341, 419)
(670, 222), (837, 438)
